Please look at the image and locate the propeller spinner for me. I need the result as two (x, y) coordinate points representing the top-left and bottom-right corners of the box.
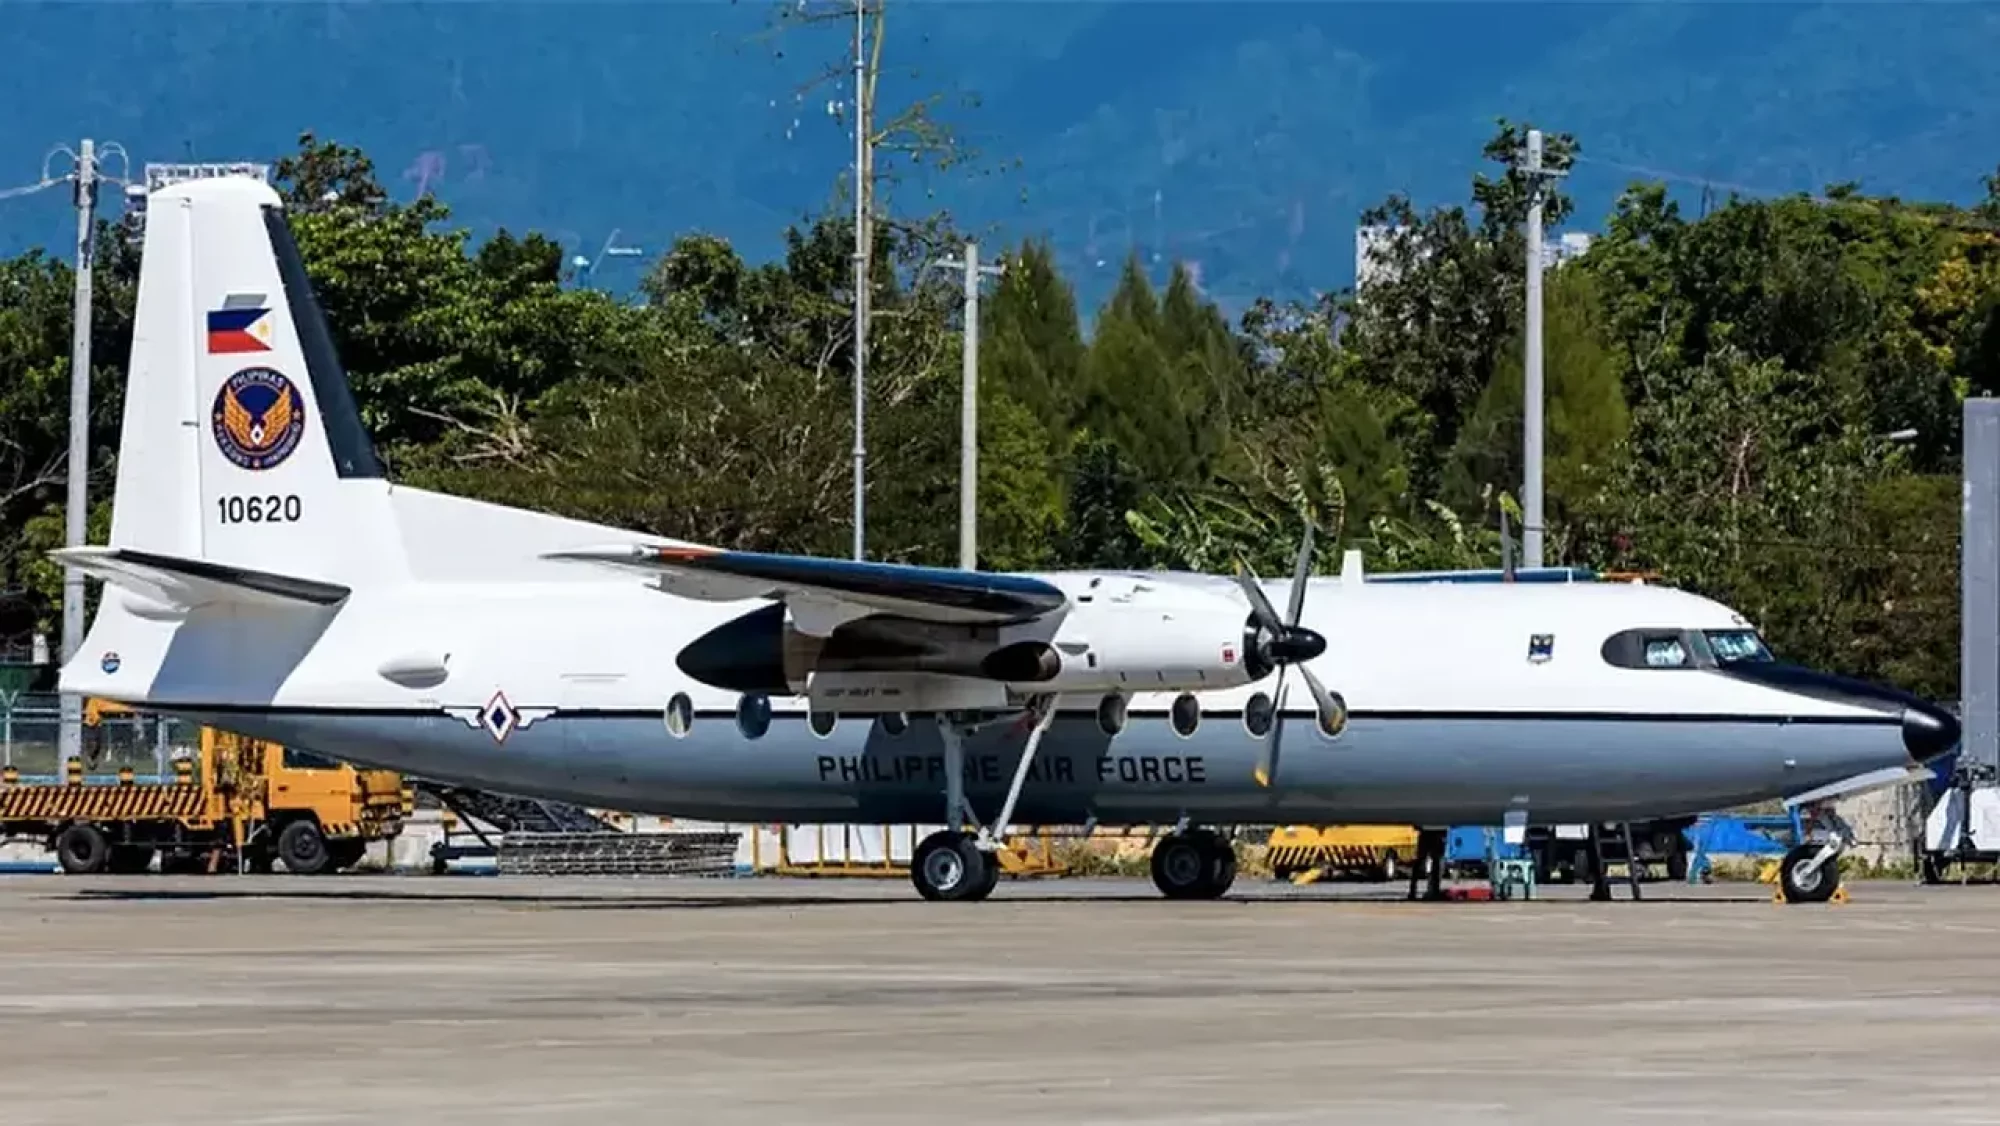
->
(1234, 526), (1346, 788)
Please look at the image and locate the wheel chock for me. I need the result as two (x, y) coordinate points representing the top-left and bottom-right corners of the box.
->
(1831, 885), (1850, 904)
(1290, 867), (1323, 886)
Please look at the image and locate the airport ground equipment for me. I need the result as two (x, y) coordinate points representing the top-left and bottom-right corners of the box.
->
(0, 699), (406, 874)
(420, 783), (740, 876)
(1684, 811), (1802, 883)
(1264, 825), (1416, 882)
(1920, 758), (2000, 882)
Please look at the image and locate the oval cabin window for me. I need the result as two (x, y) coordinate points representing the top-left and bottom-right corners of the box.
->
(665, 693), (694, 738)
(1097, 693), (1127, 736)
(880, 711), (908, 737)
(736, 693), (772, 739)
(1243, 691), (1275, 737)
(809, 709), (838, 738)
(1316, 692), (1348, 740)
(1170, 693), (1201, 738)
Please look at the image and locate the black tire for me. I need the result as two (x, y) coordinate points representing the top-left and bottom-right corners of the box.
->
(55, 823), (111, 875)
(277, 819), (332, 875)
(107, 846), (155, 874)
(1666, 847), (1690, 882)
(1779, 842), (1840, 904)
(1151, 831), (1230, 900)
(910, 831), (994, 902)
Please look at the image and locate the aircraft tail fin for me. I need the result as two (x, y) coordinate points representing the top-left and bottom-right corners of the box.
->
(59, 175), (406, 702)
(100, 173), (402, 586)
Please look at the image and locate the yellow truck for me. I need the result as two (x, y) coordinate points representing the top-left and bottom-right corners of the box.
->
(0, 699), (407, 874)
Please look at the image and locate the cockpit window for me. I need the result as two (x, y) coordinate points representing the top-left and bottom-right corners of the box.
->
(1704, 629), (1773, 664)
(1602, 626), (1776, 670)
(1644, 637), (1689, 668)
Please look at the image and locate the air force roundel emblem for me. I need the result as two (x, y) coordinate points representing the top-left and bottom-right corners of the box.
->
(212, 366), (307, 471)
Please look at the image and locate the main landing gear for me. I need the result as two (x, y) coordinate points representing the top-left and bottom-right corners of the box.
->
(910, 697), (1059, 903)
(906, 700), (1240, 903)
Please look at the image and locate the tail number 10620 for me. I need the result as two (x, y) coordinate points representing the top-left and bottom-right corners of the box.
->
(217, 494), (302, 524)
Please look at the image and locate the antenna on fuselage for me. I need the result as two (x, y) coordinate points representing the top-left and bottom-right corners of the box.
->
(1339, 549), (1364, 584)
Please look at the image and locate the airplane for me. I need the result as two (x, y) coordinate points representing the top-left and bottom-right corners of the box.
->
(54, 176), (1959, 905)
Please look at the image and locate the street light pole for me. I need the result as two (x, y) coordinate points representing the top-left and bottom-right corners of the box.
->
(59, 139), (102, 770)
(849, 0), (870, 561)
(936, 241), (1004, 570)
(1515, 127), (1566, 569)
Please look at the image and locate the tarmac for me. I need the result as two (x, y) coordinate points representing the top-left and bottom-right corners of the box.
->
(0, 874), (1994, 1126)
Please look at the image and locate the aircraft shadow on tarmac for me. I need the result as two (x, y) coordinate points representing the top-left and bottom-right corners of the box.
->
(48, 881), (1783, 909)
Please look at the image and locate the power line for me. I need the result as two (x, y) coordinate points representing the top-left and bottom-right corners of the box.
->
(0, 177), (66, 203)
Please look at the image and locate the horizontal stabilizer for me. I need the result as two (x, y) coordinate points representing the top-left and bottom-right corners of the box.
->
(544, 542), (1068, 626)
(51, 546), (350, 612)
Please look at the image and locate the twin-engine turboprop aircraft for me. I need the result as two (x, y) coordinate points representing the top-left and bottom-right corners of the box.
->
(56, 177), (1959, 904)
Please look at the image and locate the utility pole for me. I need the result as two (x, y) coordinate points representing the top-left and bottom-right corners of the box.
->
(849, 0), (871, 561)
(936, 241), (1003, 570)
(59, 139), (101, 769)
(1516, 127), (1566, 570)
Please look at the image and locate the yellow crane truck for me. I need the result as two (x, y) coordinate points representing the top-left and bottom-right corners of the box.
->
(0, 699), (408, 875)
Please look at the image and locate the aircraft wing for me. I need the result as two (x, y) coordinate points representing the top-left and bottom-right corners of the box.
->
(543, 543), (1068, 631)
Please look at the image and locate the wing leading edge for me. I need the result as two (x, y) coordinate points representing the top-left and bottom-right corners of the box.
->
(544, 543), (1069, 627)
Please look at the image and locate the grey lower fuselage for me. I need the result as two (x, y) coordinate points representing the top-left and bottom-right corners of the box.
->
(173, 703), (1907, 826)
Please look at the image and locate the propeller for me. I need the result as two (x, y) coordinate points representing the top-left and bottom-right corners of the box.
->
(1234, 525), (1345, 788)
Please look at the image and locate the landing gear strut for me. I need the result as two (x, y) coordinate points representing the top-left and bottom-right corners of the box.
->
(1148, 828), (1237, 900)
(909, 697), (1058, 903)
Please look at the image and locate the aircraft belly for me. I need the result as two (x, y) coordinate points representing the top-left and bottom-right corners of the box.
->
(170, 709), (1909, 827)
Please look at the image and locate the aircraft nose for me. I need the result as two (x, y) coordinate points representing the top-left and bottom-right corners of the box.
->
(1902, 703), (1960, 764)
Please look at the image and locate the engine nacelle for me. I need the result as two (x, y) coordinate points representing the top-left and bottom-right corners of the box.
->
(979, 598), (1261, 695)
(674, 583), (1276, 704)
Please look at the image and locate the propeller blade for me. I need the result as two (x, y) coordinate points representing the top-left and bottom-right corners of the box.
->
(1234, 558), (1284, 632)
(1298, 663), (1346, 736)
(1285, 525), (1314, 627)
(1254, 666), (1290, 788)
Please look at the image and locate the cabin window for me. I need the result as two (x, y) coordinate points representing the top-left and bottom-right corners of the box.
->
(809, 709), (837, 738)
(1243, 692), (1275, 737)
(282, 748), (339, 770)
(736, 693), (772, 739)
(1170, 693), (1201, 738)
(664, 693), (694, 738)
(880, 711), (908, 737)
(1097, 693), (1127, 736)
(1316, 692), (1348, 740)
(1705, 630), (1773, 664)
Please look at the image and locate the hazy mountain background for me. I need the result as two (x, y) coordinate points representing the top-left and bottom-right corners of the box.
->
(2, 0), (1996, 315)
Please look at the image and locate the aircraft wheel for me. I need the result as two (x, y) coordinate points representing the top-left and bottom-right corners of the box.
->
(1779, 842), (1840, 904)
(1151, 830), (1232, 900)
(911, 831), (994, 902)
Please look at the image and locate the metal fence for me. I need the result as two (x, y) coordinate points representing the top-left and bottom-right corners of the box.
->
(0, 694), (201, 779)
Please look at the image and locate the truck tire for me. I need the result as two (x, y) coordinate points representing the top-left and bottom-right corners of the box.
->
(277, 820), (332, 875)
(56, 823), (111, 874)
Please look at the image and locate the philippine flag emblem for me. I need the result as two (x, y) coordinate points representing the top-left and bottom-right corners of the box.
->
(206, 294), (274, 354)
